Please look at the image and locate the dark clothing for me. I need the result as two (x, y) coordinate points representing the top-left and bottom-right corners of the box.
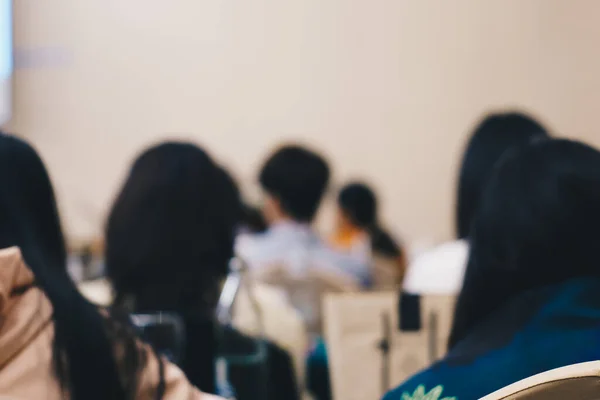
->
(306, 338), (331, 400)
(384, 278), (600, 400)
(144, 316), (299, 400)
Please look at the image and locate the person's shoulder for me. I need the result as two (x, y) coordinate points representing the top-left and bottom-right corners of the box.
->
(383, 367), (458, 400)
(235, 231), (281, 264)
(384, 382), (458, 400)
(235, 231), (271, 252)
(136, 340), (205, 399)
(310, 244), (369, 285)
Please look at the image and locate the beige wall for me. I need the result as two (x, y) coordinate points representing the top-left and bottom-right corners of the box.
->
(7, 0), (600, 245)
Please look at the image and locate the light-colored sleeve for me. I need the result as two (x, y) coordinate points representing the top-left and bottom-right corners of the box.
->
(234, 233), (262, 268)
(136, 344), (217, 400)
(318, 247), (371, 288)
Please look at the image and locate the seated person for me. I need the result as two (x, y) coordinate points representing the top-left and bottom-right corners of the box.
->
(105, 142), (299, 400)
(331, 182), (407, 286)
(236, 145), (370, 287)
(400, 112), (549, 330)
(0, 134), (209, 399)
(385, 139), (600, 399)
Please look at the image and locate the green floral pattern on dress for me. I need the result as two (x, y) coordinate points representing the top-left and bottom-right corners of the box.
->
(401, 385), (457, 400)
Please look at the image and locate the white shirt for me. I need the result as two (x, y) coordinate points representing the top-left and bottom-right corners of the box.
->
(402, 239), (469, 295)
(235, 221), (371, 287)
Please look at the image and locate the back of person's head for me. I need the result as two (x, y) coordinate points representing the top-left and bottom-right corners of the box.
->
(106, 141), (242, 315)
(456, 111), (549, 239)
(338, 182), (402, 258)
(338, 182), (377, 229)
(0, 133), (134, 399)
(259, 144), (330, 223)
(449, 139), (600, 349)
(0, 134), (66, 268)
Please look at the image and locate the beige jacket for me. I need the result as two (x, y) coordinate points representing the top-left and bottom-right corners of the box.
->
(0, 247), (220, 400)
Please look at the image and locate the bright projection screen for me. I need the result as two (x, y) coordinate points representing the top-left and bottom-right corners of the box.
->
(0, 0), (11, 126)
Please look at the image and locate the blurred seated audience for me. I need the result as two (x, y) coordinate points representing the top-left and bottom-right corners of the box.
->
(400, 112), (549, 330)
(104, 142), (299, 400)
(0, 134), (209, 399)
(236, 144), (371, 287)
(331, 182), (406, 288)
(385, 139), (600, 399)
(236, 145), (368, 400)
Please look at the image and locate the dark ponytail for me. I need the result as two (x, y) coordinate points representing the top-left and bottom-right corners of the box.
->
(368, 224), (402, 259)
(338, 182), (403, 258)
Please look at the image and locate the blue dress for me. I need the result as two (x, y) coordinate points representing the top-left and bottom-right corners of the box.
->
(383, 278), (600, 400)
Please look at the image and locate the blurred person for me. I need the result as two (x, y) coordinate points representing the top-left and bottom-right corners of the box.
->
(105, 142), (299, 400)
(236, 145), (370, 286)
(400, 112), (549, 330)
(236, 145), (371, 400)
(385, 139), (600, 399)
(0, 134), (211, 399)
(221, 170), (307, 391)
(0, 133), (67, 270)
(238, 203), (268, 234)
(331, 182), (407, 285)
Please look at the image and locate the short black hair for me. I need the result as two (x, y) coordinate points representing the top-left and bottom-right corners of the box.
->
(106, 141), (242, 314)
(259, 145), (330, 222)
(450, 139), (600, 349)
(456, 111), (549, 239)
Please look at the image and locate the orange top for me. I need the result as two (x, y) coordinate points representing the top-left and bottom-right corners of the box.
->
(329, 227), (365, 252)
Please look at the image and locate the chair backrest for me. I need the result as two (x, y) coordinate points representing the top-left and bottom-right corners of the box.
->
(371, 255), (400, 291)
(130, 312), (186, 364)
(233, 282), (308, 390)
(420, 294), (456, 361)
(388, 294), (456, 392)
(480, 361), (600, 400)
(323, 292), (457, 400)
(323, 291), (397, 400)
(255, 263), (358, 337)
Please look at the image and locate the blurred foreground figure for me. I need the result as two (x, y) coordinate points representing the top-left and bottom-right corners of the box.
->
(0, 134), (209, 400)
(400, 112), (550, 330)
(106, 142), (299, 400)
(386, 139), (600, 399)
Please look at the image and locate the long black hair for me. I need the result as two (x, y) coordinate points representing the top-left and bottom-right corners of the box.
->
(338, 182), (402, 258)
(0, 135), (67, 268)
(106, 141), (242, 315)
(0, 134), (138, 399)
(455, 112), (549, 239)
(449, 139), (600, 349)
